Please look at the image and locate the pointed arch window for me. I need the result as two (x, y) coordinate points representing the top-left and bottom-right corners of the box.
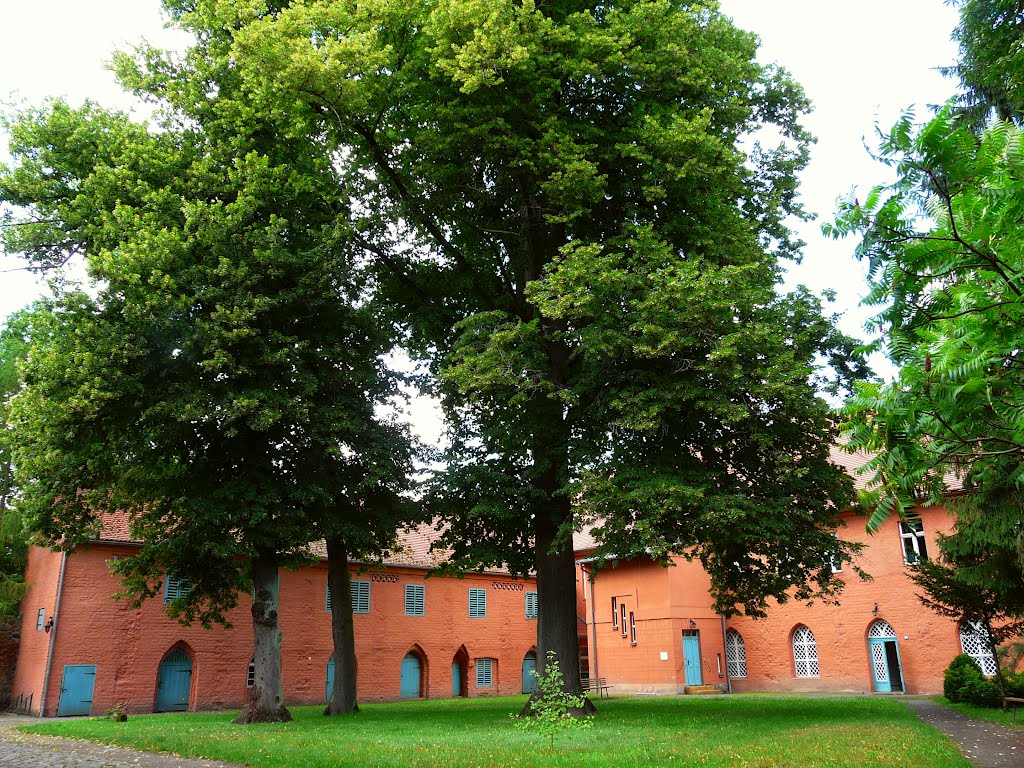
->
(792, 626), (820, 677)
(725, 629), (747, 678)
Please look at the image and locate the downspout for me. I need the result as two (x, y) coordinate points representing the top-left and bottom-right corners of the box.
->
(39, 549), (69, 717)
(721, 614), (732, 694)
(581, 563), (598, 682)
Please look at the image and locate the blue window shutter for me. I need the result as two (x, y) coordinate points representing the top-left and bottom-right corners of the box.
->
(351, 581), (370, 614)
(525, 591), (538, 619)
(405, 584), (424, 616)
(325, 584), (332, 613)
(476, 658), (493, 687)
(469, 588), (487, 618)
(164, 573), (192, 604)
(36, 609), (45, 630)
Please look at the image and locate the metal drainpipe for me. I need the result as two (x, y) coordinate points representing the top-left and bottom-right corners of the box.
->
(39, 549), (69, 717)
(720, 614), (732, 694)
(581, 563), (598, 682)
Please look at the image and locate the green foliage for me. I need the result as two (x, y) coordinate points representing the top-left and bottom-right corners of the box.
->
(223, 0), (869, 653)
(513, 652), (593, 753)
(944, 654), (1004, 708)
(834, 109), (1024, 613)
(942, 0), (1024, 130)
(1003, 670), (1024, 698)
(944, 654), (984, 703)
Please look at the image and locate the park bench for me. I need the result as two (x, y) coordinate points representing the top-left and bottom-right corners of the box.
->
(1004, 696), (1024, 721)
(582, 677), (612, 698)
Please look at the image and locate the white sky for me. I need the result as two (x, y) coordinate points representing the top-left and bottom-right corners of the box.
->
(0, 0), (960, 390)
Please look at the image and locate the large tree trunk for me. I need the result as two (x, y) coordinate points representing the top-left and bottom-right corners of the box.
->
(234, 555), (291, 724)
(324, 535), (359, 715)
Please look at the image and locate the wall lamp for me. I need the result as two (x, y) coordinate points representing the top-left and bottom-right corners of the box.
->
(43, 618), (54, 633)
(871, 603), (878, 617)
(689, 619), (697, 629)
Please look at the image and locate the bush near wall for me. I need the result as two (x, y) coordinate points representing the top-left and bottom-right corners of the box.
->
(944, 654), (1002, 708)
(0, 618), (20, 708)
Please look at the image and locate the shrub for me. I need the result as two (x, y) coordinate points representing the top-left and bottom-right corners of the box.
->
(1003, 671), (1024, 699)
(964, 677), (1003, 708)
(512, 651), (593, 753)
(944, 654), (983, 703)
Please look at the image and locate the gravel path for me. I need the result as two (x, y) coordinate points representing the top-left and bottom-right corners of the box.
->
(0, 714), (243, 768)
(905, 698), (1024, 768)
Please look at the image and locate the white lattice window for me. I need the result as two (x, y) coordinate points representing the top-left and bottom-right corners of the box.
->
(960, 621), (998, 676)
(725, 629), (747, 678)
(792, 626), (820, 677)
(868, 620), (896, 639)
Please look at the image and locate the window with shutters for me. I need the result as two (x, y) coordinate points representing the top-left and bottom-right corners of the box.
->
(164, 573), (192, 603)
(725, 629), (747, 678)
(525, 591), (538, 619)
(351, 581), (370, 614)
(327, 580), (371, 614)
(960, 620), (998, 675)
(899, 518), (928, 563)
(36, 609), (45, 631)
(792, 625), (820, 677)
(476, 658), (494, 687)
(469, 588), (487, 618)
(405, 584), (425, 616)
(247, 657), (255, 688)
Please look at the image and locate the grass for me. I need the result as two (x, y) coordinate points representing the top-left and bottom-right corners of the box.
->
(21, 695), (971, 768)
(937, 696), (1024, 730)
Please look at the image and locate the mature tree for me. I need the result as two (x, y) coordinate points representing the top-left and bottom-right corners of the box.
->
(0, 308), (31, 619)
(214, 0), (868, 709)
(908, 545), (1024, 697)
(832, 109), (1024, 609)
(943, 0), (1024, 130)
(1, 89), (413, 719)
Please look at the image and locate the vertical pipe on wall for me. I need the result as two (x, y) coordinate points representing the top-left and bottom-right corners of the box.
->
(720, 614), (732, 694)
(38, 549), (68, 717)
(580, 563), (598, 683)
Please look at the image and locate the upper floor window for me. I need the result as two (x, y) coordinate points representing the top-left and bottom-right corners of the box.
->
(792, 625), (820, 677)
(164, 573), (192, 603)
(405, 584), (425, 616)
(899, 518), (928, 563)
(247, 657), (255, 688)
(629, 611), (637, 644)
(611, 597), (618, 629)
(620, 602), (627, 636)
(36, 609), (45, 631)
(469, 588), (487, 618)
(525, 591), (538, 619)
(327, 580), (371, 614)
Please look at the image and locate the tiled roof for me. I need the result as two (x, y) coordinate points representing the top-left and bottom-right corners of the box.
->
(93, 447), (886, 562)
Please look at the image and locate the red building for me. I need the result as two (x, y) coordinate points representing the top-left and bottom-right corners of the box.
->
(11, 517), (540, 716)
(10, 449), (1008, 716)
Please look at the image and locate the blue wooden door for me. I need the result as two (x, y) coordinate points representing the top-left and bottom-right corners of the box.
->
(326, 659), (335, 701)
(521, 653), (537, 694)
(869, 638), (891, 692)
(400, 653), (421, 698)
(57, 664), (96, 716)
(683, 632), (702, 686)
(156, 649), (192, 712)
(451, 663), (461, 697)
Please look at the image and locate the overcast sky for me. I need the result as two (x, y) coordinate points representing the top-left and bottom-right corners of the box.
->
(0, 1), (961, 367)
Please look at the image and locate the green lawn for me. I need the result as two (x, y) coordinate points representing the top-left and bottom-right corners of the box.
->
(22, 695), (970, 768)
(937, 697), (1024, 730)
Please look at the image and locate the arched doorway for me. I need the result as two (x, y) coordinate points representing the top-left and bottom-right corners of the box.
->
(868, 620), (904, 693)
(156, 647), (193, 712)
(401, 649), (425, 699)
(521, 651), (537, 694)
(451, 646), (468, 697)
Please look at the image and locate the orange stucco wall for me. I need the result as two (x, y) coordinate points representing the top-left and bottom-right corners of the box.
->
(13, 544), (538, 716)
(580, 505), (972, 696)
(727, 505), (960, 695)
(584, 557), (725, 694)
